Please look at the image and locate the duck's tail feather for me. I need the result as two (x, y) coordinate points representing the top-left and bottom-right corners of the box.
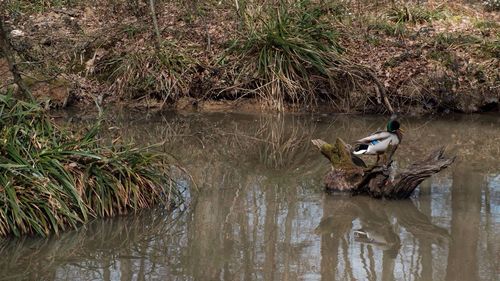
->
(351, 154), (368, 167)
(353, 144), (369, 155)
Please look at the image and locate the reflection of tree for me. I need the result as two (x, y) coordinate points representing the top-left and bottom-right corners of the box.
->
(316, 195), (450, 280)
(283, 186), (298, 281)
(316, 196), (353, 280)
(263, 186), (278, 281)
(390, 200), (449, 244)
(417, 181), (433, 281)
(483, 174), (500, 278)
(237, 184), (254, 281)
(185, 170), (314, 281)
(445, 166), (482, 281)
(186, 165), (252, 280)
(187, 190), (224, 280)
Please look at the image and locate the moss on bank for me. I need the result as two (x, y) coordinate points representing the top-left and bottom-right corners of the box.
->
(0, 94), (183, 236)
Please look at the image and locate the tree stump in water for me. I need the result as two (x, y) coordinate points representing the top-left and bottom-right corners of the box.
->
(312, 138), (455, 199)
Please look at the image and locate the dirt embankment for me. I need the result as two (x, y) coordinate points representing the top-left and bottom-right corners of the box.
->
(1, 0), (499, 114)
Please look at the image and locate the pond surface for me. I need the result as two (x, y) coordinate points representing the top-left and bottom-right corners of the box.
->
(1, 112), (499, 281)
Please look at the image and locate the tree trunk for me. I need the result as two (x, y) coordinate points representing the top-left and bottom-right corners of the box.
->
(149, 0), (162, 50)
(312, 138), (455, 199)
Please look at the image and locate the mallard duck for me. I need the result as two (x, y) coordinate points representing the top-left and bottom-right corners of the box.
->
(353, 115), (403, 164)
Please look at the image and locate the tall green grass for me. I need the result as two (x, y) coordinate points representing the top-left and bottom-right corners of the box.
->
(0, 94), (183, 236)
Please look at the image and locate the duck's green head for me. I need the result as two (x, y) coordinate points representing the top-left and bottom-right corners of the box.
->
(386, 119), (400, 132)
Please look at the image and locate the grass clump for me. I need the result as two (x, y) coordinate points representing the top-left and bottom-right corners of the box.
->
(434, 33), (482, 47)
(96, 43), (195, 101)
(481, 37), (500, 58)
(386, 5), (446, 24)
(6, 0), (77, 14)
(428, 50), (459, 70)
(0, 94), (182, 236)
(222, 0), (348, 110)
(432, 33), (498, 59)
(474, 19), (499, 30)
(368, 19), (407, 37)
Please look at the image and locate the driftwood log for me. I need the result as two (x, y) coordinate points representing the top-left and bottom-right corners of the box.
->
(312, 138), (455, 199)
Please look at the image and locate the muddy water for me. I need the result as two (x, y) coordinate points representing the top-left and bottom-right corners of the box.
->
(1, 113), (499, 281)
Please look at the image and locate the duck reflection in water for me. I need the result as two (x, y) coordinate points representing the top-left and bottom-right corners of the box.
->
(315, 195), (449, 280)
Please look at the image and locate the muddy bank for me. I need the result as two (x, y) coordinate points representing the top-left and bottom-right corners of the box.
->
(1, 0), (499, 114)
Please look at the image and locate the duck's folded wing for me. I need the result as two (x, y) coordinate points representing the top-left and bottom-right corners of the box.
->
(355, 131), (391, 143)
(369, 137), (392, 153)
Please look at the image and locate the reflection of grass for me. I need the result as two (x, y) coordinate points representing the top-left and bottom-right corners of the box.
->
(64, 112), (500, 197)
(218, 115), (317, 169)
(85, 112), (500, 187)
(117, 112), (322, 173)
(255, 116), (316, 168)
(0, 209), (185, 280)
